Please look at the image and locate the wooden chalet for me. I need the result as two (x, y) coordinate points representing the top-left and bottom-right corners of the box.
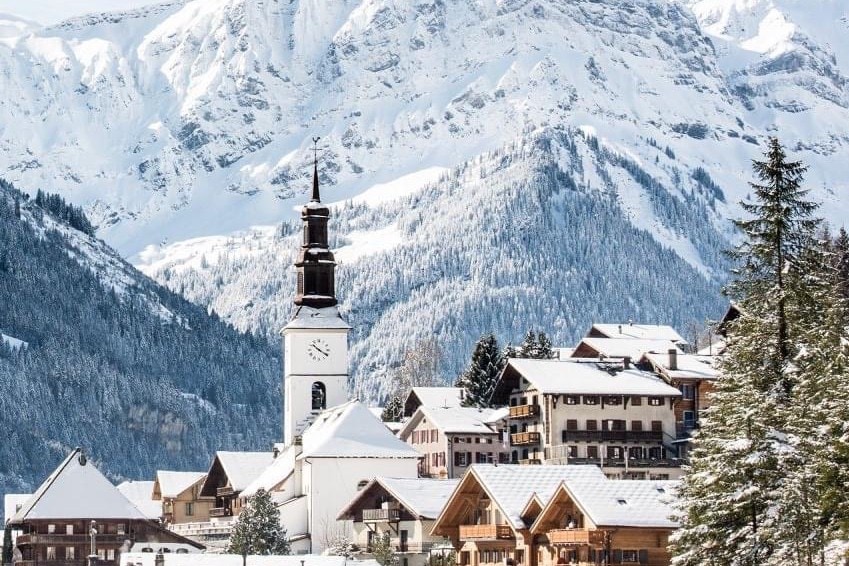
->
(198, 452), (274, 519)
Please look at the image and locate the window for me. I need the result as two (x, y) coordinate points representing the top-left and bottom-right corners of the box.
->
(621, 550), (640, 562)
(607, 446), (622, 460)
(586, 419), (598, 431)
(681, 384), (695, 400)
(66, 547), (75, 560)
(432, 453), (438, 466)
(46, 547), (56, 560)
(604, 395), (621, 405)
(568, 446), (578, 458)
(499, 452), (510, 464)
(683, 410), (695, 427)
(587, 446), (599, 459)
(432, 430), (438, 442)
(566, 419), (578, 430)
(565, 395), (579, 405)
(117, 523), (125, 535)
(454, 451), (468, 467)
(651, 420), (663, 432)
(66, 525), (74, 535)
(185, 502), (194, 516)
(475, 437), (481, 444)
(630, 396), (642, 406)
(311, 382), (327, 411)
(648, 397), (663, 406)
(47, 524), (56, 534)
(631, 420), (643, 432)
(649, 446), (663, 460)
(583, 396), (598, 405)
(438, 452), (445, 466)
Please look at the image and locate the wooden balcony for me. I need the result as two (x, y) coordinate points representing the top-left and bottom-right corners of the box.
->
(561, 430), (663, 443)
(362, 508), (401, 522)
(459, 524), (513, 540)
(509, 404), (540, 419)
(518, 458), (542, 465)
(510, 432), (541, 446)
(16, 534), (127, 546)
(17, 561), (87, 566)
(216, 486), (235, 497)
(547, 529), (605, 546)
(209, 507), (231, 518)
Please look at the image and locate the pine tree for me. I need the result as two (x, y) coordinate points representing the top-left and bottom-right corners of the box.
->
(517, 330), (538, 358)
(381, 394), (404, 422)
(227, 489), (290, 556)
(672, 138), (826, 566)
(370, 532), (397, 566)
(834, 228), (849, 308)
(3, 524), (12, 564)
(456, 333), (503, 408)
(536, 331), (555, 359)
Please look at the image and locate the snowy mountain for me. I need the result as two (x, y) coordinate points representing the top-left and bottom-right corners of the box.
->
(0, 181), (280, 496)
(0, 0), (846, 392)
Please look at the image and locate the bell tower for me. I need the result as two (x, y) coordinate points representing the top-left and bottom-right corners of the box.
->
(281, 139), (350, 446)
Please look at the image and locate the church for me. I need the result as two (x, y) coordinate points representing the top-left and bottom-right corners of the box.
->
(242, 156), (421, 554)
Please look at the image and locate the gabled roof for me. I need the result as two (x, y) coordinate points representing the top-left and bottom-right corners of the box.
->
(11, 449), (148, 523)
(201, 451), (275, 495)
(338, 477), (460, 521)
(4, 494), (31, 524)
(572, 338), (684, 360)
(501, 359), (682, 397)
(530, 479), (679, 530)
(406, 387), (464, 411)
(155, 471), (206, 499)
(398, 406), (504, 439)
(641, 352), (720, 381)
(588, 323), (686, 344)
(300, 401), (422, 459)
(282, 305), (350, 331)
(117, 481), (161, 520)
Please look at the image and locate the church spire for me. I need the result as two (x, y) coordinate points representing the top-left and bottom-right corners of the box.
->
(293, 137), (337, 308)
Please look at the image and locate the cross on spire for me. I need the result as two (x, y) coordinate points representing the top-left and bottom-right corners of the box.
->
(311, 136), (321, 202)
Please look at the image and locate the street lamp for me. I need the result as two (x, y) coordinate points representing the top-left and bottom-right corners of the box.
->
(88, 521), (97, 566)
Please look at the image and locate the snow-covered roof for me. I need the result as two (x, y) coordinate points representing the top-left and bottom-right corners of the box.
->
(117, 481), (161, 520)
(216, 452), (276, 492)
(301, 401), (421, 459)
(339, 477), (460, 521)
(4, 494), (31, 524)
(589, 323), (686, 344)
(506, 359), (682, 396)
(155, 471), (206, 499)
(11, 449), (148, 523)
(120, 553), (381, 566)
(399, 406), (503, 438)
(697, 340), (725, 356)
(574, 338), (684, 360)
(240, 446), (296, 499)
(282, 305), (350, 331)
(535, 479), (679, 529)
(642, 352), (720, 381)
(471, 464), (607, 529)
(407, 387), (464, 410)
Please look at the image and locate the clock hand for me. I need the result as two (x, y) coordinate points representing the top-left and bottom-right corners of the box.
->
(312, 344), (329, 357)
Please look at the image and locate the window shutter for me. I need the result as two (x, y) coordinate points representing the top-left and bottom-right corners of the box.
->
(639, 550), (648, 564)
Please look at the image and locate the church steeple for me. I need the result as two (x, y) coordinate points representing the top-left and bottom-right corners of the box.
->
(294, 138), (337, 308)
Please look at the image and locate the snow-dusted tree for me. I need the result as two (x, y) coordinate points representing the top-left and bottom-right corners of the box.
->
(381, 394), (404, 422)
(227, 489), (290, 556)
(382, 338), (444, 417)
(456, 333), (503, 408)
(516, 330), (555, 359)
(672, 138), (827, 565)
(3, 525), (12, 564)
(370, 532), (397, 566)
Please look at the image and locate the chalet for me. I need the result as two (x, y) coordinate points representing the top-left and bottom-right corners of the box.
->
(494, 359), (683, 479)
(398, 406), (509, 478)
(569, 338), (683, 362)
(529, 479), (678, 566)
(585, 324), (686, 346)
(404, 388), (465, 418)
(152, 471), (212, 525)
(8, 449), (203, 566)
(430, 465), (607, 566)
(198, 451), (274, 520)
(337, 477), (459, 566)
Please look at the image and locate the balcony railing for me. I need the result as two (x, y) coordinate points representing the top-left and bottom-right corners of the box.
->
(518, 458), (542, 465)
(459, 524), (513, 540)
(17, 561), (88, 566)
(209, 507), (231, 518)
(216, 486), (235, 497)
(396, 542), (435, 553)
(510, 432), (541, 446)
(509, 405), (540, 419)
(560, 430), (663, 443)
(362, 508), (401, 522)
(547, 529), (605, 546)
(16, 534), (127, 546)
(564, 457), (681, 468)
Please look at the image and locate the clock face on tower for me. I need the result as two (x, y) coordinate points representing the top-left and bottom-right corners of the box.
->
(307, 338), (331, 361)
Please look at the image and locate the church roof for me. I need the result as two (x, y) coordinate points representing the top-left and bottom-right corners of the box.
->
(117, 480), (161, 520)
(282, 305), (350, 331)
(301, 401), (421, 459)
(10, 449), (148, 523)
(155, 471), (207, 499)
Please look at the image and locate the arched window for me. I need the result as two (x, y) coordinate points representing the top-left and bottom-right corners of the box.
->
(312, 382), (327, 411)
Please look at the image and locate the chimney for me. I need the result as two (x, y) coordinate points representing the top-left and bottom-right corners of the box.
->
(622, 356), (631, 370)
(668, 348), (678, 371)
(618, 324), (622, 335)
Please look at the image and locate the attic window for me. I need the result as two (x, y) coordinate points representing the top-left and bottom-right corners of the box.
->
(617, 499), (628, 506)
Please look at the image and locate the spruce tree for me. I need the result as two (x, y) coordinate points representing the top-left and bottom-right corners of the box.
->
(456, 333), (503, 408)
(536, 331), (555, 359)
(517, 330), (538, 358)
(3, 525), (12, 564)
(381, 394), (404, 422)
(672, 138), (826, 565)
(227, 489), (290, 556)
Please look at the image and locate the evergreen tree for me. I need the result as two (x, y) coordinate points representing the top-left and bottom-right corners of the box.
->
(834, 227), (849, 307)
(536, 331), (555, 359)
(516, 329), (555, 359)
(3, 525), (12, 564)
(672, 138), (828, 566)
(456, 333), (503, 408)
(370, 532), (397, 566)
(227, 489), (290, 556)
(381, 394), (404, 422)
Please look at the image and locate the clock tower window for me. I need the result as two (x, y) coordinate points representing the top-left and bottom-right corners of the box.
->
(312, 382), (327, 411)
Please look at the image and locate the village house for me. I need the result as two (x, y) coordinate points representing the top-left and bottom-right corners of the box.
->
(198, 451), (275, 520)
(398, 406), (509, 478)
(404, 388), (465, 418)
(8, 449), (203, 566)
(583, 324), (687, 347)
(639, 352), (718, 434)
(152, 471), (213, 525)
(337, 477), (459, 566)
(494, 358), (683, 479)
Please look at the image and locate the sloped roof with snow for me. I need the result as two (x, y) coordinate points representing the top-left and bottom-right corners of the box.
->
(506, 359), (682, 396)
(216, 452), (275, 492)
(282, 305), (350, 331)
(574, 338), (684, 360)
(642, 352), (720, 381)
(590, 324), (686, 343)
(300, 401), (421, 459)
(408, 387), (464, 409)
(471, 465), (607, 529)
(240, 445), (297, 499)
(400, 406), (503, 438)
(4, 494), (31, 524)
(155, 471), (206, 499)
(339, 477), (460, 521)
(117, 481), (161, 520)
(11, 449), (148, 523)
